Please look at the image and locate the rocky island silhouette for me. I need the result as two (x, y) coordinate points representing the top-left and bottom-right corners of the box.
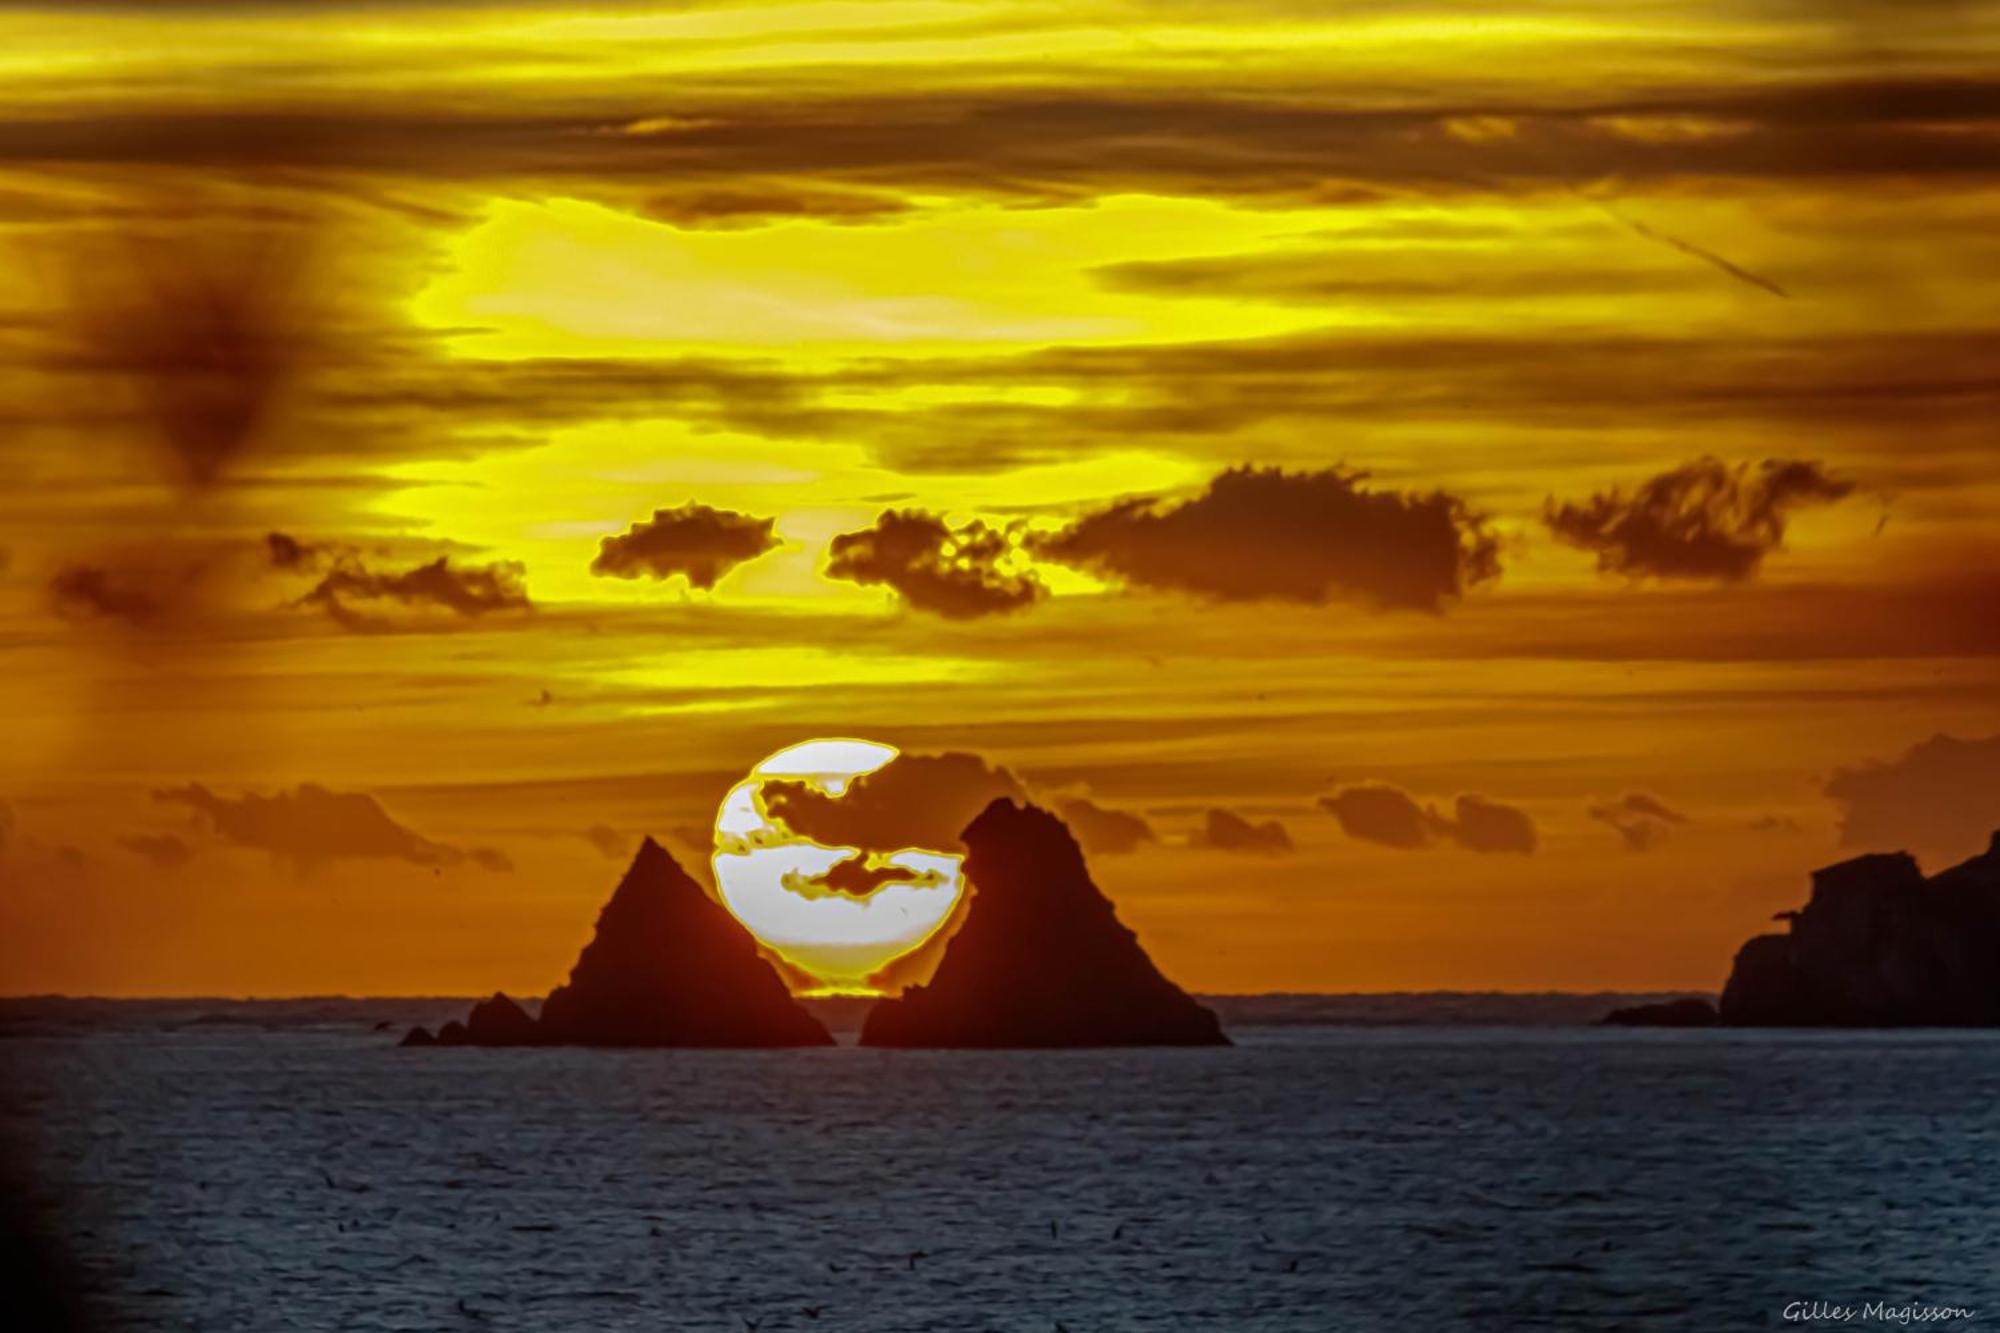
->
(403, 837), (833, 1047)
(404, 802), (1225, 1049)
(861, 799), (1228, 1047)
(1601, 830), (2000, 1028)
(1718, 831), (2000, 1026)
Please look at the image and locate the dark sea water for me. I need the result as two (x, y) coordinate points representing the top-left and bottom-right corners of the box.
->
(5, 1023), (1999, 1331)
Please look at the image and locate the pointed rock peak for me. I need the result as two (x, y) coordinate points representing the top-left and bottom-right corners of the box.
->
(584, 836), (733, 946)
(536, 830), (833, 1048)
(465, 992), (536, 1045)
(408, 832), (832, 1049)
(861, 799), (1226, 1048)
(600, 836), (696, 896)
(964, 795), (1058, 840)
(959, 798), (1102, 905)
(606, 835), (684, 898)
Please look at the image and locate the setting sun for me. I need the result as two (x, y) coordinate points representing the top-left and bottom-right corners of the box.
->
(713, 738), (966, 991)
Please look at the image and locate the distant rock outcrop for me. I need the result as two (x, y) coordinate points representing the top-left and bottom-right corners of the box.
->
(1601, 997), (1717, 1027)
(1719, 832), (2000, 1026)
(400, 838), (832, 1048)
(861, 799), (1228, 1047)
(463, 992), (538, 1045)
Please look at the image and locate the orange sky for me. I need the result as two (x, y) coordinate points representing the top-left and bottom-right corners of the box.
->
(1, 0), (1996, 996)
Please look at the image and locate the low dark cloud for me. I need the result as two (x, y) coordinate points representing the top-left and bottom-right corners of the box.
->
(669, 824), (713, 854)
(265, 531), (328, 570)
(1588, 793), (1690, 851)
(468, 846), (515, 874)
(154, 781), (506, 873)
(591, 503), (778, 588)
(1749, 814), (1805, 835)
(0, 808), (91, 886)
(582, 824), (628, 860)
(1619, 793), (1686, 824)
(1546, 457), (1854, 580)
(825, 510), (1045, 619)
(1193, 807), (1294, 854)
(1034, 466), (1499, 612)
(762, 750), (1025, 852)
(46, 537), (302, 637)
(117, 832), (193, 872)
(1319, 784), (1536, 853)
(295, 554), (530, 629)
(1825, 733), (2000, 865)
(1055, 797), (1157, 856)
(1449, 794), (1541, 855)
(49, 564), (161, 625)
(49, 535), (535, 641)
(1320, 784), (1438, 849)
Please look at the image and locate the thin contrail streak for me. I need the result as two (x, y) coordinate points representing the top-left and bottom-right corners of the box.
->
(1592, 201), (1791, 300)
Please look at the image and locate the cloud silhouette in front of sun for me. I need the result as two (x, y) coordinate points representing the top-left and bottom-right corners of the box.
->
(761, 750), (1026, 852)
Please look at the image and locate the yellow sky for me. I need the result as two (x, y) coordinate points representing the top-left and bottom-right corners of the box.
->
(0, 0), (1996, 997)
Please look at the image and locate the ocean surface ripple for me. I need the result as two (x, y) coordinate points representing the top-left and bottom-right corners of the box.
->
(5, 1025), (1999, 1331)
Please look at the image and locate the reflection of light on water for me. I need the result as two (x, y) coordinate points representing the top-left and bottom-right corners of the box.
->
(713, 737), (966, 992)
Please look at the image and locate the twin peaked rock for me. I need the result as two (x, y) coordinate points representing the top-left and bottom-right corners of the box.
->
(404, 800), (1226, 1049)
